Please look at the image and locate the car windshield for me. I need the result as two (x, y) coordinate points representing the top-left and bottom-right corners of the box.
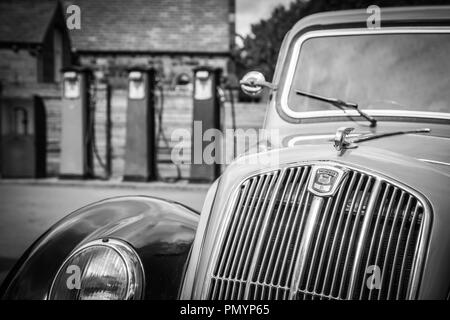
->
(287, 33), (450, 115)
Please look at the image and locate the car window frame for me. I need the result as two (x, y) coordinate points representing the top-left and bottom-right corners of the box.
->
(279, 27), (450, 121)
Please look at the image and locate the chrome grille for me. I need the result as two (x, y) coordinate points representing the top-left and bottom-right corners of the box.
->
(207, 164), (429, 300)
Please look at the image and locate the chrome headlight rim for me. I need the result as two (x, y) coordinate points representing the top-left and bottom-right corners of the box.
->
(48, 238), (145, 300)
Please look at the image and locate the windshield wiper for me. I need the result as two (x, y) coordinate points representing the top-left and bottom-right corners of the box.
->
(295, 90), (377, 127)
(352, 128), (431, 143)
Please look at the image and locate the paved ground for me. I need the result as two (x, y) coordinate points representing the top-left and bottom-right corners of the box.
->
(0, 180), (209, 286)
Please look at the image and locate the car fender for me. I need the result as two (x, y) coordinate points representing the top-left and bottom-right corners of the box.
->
(0, 196), (199, 299)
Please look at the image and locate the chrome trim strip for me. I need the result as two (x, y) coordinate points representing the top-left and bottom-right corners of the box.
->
(271, 169), (302, 292)
(369, 187), (398, 299)
(220, 179), (254, 279)
(345, 177), (378, 299)
(289, 195), (324, 299)
(358, 183), (390, 299)
(387, 195), (414, 299)
(288, 135), (335, 146)
(268, 170), (300, 287)
(261, 169), (296, 290)
(280, 28), (450, 120)
(378, 191), (406, 299)
(239, 174), (272, 285)
(320, 172), (357, 299)
(233, 176), (266, 294)
(398, 203), (420, 299)
(303, 197), (332, 300)
(227, 177), (260, 287)
(180, 179), (219, 299)
(312, 177), (347, 297)
(285, 189), (311, 294)
(200, 170), (282, 299)
(408, 198), (431, 299)
(418, 159), (450, 167)
(244, 169), (287, 299)
(331, 173), (365, 297)
(199, 178), (245, 299)
(276, 167), (311, 298)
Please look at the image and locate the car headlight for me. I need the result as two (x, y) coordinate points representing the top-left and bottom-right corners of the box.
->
(49, 239), (144, 300)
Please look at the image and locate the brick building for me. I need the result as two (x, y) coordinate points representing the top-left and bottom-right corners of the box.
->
(65, 0), (236, 88)
(61, 0), (239, 179)
(0, 0), (265, 180)
(0, 0), (235, 88)
(0, 0), (73, 178)
(0, 0), (71, 87)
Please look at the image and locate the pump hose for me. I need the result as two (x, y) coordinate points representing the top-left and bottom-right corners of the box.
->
(88, 81), (108, 179)
(83, 83), (94, 177)
(156, 85), (182, 182)
(227, 86), (237, 159)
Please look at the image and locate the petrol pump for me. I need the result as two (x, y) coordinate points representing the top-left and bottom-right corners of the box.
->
(59, 67), (93, 179)
(190, 66), (222, 182)
(123, 67), (157, 181)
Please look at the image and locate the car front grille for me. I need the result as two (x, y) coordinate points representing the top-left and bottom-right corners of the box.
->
(206, 164), (430, 300)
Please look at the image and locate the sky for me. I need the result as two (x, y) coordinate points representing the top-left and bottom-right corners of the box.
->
(236, 0), (295, 36)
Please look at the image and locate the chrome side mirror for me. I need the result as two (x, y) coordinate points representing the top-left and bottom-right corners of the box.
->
(239, 71), (277, 96)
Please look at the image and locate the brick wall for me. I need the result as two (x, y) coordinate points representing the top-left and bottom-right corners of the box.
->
(79, 54), (229, 89)
(67, 0), (233, 54)
(0, 49), (38, 84)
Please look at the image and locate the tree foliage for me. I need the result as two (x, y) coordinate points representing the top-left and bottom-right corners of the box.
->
(235, 0), (450, 79)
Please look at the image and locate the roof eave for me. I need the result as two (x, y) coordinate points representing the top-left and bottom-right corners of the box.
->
(73, 49), (231, 56)
(0, 42), (43, 49)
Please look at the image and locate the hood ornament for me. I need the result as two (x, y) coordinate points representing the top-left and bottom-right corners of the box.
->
(334, 127), (358, 151)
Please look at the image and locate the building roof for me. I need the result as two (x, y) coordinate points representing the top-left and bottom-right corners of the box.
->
(0, 0), (59, 45)
(65, 0), (232, 54)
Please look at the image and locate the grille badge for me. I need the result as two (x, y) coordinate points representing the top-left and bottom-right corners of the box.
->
(307, 165), (348, 197)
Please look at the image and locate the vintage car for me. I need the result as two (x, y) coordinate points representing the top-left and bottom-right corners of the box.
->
(1, 6), (449, 300)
